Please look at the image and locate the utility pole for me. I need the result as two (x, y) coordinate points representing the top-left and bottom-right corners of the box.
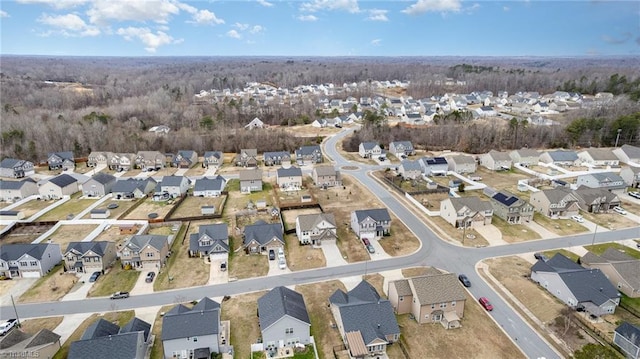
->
(615, 128), (622, 148)
(591, 223), (599, 246)
(10, 294), (21, 327)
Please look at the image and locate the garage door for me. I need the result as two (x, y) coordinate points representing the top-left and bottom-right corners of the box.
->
(209, 253), (228, 261)
(142, 261), (159, 269)
(21, 271), (41, 278)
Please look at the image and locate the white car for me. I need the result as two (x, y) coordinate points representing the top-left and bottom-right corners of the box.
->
(0, 319), (17, 336)
(571, 215), (585, 223)
(628, 191), (640, 199)
(613, 206), (627, 215)
(278, 258), (286, 269)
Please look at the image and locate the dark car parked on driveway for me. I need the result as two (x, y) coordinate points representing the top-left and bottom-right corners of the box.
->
(145, 272), (155, 283)
(89, 271), (101, 282)
(269, 249), (276, 260)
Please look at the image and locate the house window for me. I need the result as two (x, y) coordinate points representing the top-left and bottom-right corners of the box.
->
(146, 252), (154, 257)
(84, 258), (91, 263)
(399, 296), (403, 302)
(193, 337), (198, 342)
(431, 303), (435, 309)
(451, 301), (456, 307)
(440, 303), (447, 308)
(30, 261), (37, 266)
(123, 251), (130, 257)
(19, 261), (27, 266)
(285, 328), (294, 334)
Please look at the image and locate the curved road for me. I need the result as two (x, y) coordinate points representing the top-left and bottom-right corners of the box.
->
(2, 127), (639, 359)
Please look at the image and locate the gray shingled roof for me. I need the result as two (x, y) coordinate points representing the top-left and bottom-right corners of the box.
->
(487, 150), (512, 162)
(296, 213), (336, 232)
(277, 166), (302, 177)
(68, 332), (144, 359)
(161, 298), (220, 340)
(0, 180), (30, 190)
(119, 317), (151, 342)
(449, 196), (492, 213)
(409, 274), (466, 305)
(161, 175), (187, 187)
(400, 160), (421, 172)
(513, 148), (539, 158)
(81, 319), (120, 340)
(581, 249), (640, 292)
(353, 208), (391, 223)
(537, 188), (576, 205)
(258, 286), (310, 330)
(587, 172), (625, 183)
(90, 172), (116, 185)
(125, 235), (168, 252)
(296, 145), (322, 156)
(582, 148), (618, 161)
(619, 144), (640, 160)
(48, 174), (77, 188)
(194, 176), (225, 192)
(239, 168), (262, 181)
(189, 223), (229, 254)
(204, 151), (223, 159)
(361, 142), (379, 150)
(65, 241), (111, 257)
(314, 165), (338, 177)
(0, 243), (58, 261)
(243, 221), (283, 246)
(448, 155), (475, 164)
(264, 151), (290, 160)
(0, 158), (21, 169)
(615, 322), (640, 346)
(573, 186), (619, 205)
(546, 150), (578, 162)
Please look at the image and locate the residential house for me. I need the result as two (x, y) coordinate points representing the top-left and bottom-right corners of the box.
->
(489, 190), (534, 224)
(263, 151), (291, 167)
(108, 153), (136, 172)
(38, 173), (79, 199)
(418, 157), (448, 176)
(87, 151), (113, 168)
(0, 158), (34, 178)
(613, 144), (640, 165)
(388, 274), (466, 329)
(239, 168), (263, 193)
(276, 166), (303, 191)
(63, 241), (116, 274)
(202, 151), (224, 168)
(480, 150), (512, 171)
(312, 165), (341, 188)
(82, 172), (116, 197)
(0, 328), (61, 359)
(47, 151), (75, 170)
(580, 248), (640, 298)
(193, 176), (226, 197)
(576, 172), (626, 192)
(189, 223), (229, 258)
(446, 155), (477, 174)
(135, 151), (165, 171)
(0, 178), (38, 201)
(162, 298), (224, 359)
(172, 150), (198, 168)
(475, 106), (497, 117)
(295, 145), (323, 165)
(539, 150), (579, 166)
(620, 166), (640, 188)
(119, 235), (169, 269)
(614, 322), (640, 359)
(243, 220), (284, 254)
(245, 117), (265, 130)
(358, 142), (382, 158)
(530, 188), (580, 218)
(68, 317), (151, 359)
(572, 186), (621, 213)
(329, 280), (400, 358)
(0, 243), (62, 278)
(439, 197), (493, 228)
(295, 212), (337, 245)
(578, 148), (619, 167)
(112, 178), (156, 199)
(235, 149), (258, 168)
(509, 148), (540, 167)
(530, 253), (620, 317)
(350, 208), (391, 240)
(398, 160), (422, 180)
(154, 176), (190, 200)
(258, 286), (311, 351)
(388, 141), (415, 158)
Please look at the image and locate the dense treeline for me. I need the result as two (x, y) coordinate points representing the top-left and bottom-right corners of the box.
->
(0, 56), (638, 161)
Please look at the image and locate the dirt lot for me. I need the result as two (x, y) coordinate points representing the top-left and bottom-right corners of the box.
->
(18, 264), (78, 303)
(284, 234), (326, 271)
(19, 316), (64, 333)
(402, 267), (444, 278)
(580, 210), (638, 230)
(82, 199), (139, 219)
(12, 199), (55, 218)
(281, 207), (322, 231)
(170, 195), (227, 218)
(412, 192), (450, 212)
(228, 234), (269, 280)
(276, 185), (316, 208)
(124, 198), (177, 220)
(279, 123), (341, 137)
(533, 213), (589, 236)
(491, 217), (540, 243)
(0, 224), (55, 244)
(184, 164), (207, 177)
(44, 224), (99, 248)
(92, 225), (132, 249)
(36, 197), (96, 221)
(221, 291), (267, 359)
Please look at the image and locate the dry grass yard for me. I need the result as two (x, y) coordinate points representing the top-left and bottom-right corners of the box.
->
(280, 207), (322, 231)
(411, 192), (450, 212)
(580, 210), (638, 230)
(223, 181), (276, 216)
(1, 224), (55, 244)
(124, 198), (176, 220)
(533, 213), (589, 236)
(19, 316), (64, 333)
(170, 195), (226, 218)
(154, 223), (209, 291)
(491, 217), (541, 243)
(401, 267), (444, 278)
(92, 225), (131, 249)
(229, 246), (269, 280)
(36, 197), (96, 221)
(81, 199), (139, 219)
(44, 224), (99, 248)
(184, 164), (207, 176)
(88, 261), (140, 297)
(12, 198), (54, 218)
(18, 264), (77, 303)
(474, 167), (529, 190)
(284, 234), (326, 271)
(221, 291), (266, 359)
(427, 216), (489, 247)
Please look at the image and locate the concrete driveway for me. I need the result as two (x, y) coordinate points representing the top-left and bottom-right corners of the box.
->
(130, 270), (155, 295)
(369, 239), (391, 259)
(320, 241), (348, 267)
(61, 272), (95, 301)
(208, 254), (229, 285)
(267, 254), (291, 275)
(524, 221), (560, 239)
(0, 278), (37, 306)
(474, 225), (508, 246)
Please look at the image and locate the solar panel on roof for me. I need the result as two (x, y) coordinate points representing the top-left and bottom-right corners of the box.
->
(493, 192), (519, 206)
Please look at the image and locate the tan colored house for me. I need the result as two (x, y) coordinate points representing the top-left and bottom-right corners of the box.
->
(530, 188), (580, 218)
(119, 235), (169, 270)
(243, 220), (284, 254)
(439, 196), (493, 228)
(38, 174), (79, 199)
(388, 273), (466, 329)
(64, 241), (117, 274)
(312, 165), (342, 188)
(135, 151), (165, 171)
(581, 249), (640, 298)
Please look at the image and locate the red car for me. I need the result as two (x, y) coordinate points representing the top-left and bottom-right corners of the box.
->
(478, 297), (493, 311)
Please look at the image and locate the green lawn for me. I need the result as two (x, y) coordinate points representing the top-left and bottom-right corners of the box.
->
(36, 195), (95, 221)
(584, 243), (640, 259)
(88, 260), (140, 297)
(620, 293), (640, 315)
(542, 249), (580, 262)
(293, 346), (317, 359)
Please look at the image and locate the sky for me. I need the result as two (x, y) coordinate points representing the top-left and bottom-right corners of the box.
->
(0, 0), (639, 57)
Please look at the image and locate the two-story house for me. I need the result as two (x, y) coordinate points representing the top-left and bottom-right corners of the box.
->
(119, 235), (169, 270)
(388, 141), (415, 158)
(257, 286), (311, 352)
(263, 151), (291, 167)
(312, 165), (341, 188)
(0, 178), (38, 202)
(295, 145), (323, 165)
(87, 151), (114, 168)
(193, 176), (226, 197)
(398, 160), (422, 180)
(153, 176), (190, 200)
(480, 150), (512, 171)
(202, 151), (224, 168)
(38, 174), (79, 199)
(189, 223), (229, 258)
(112, 178), (156, 200)
(578, 148), (619, 167)
(235, 149), (258, 167)
(509, 148), (540, 167)
(539, 150), (579, 166)
(418, 157), (448, 176)
(276, 166), (303, 191)
(0, 158), (35, 178)
(439, 197), (493, 228)
(358, 142), (382, 159)
(243, 220), (284, 254)
(388, 274), (466, 329)
(63, 241), (116, 274)
(172, 150), (199, 168)
(295, 212), (337, 245)
(47, 151), (75, 170)
(0, 243), (62, 278)
(350, 208), (391, 240)
(614, 322), (640, 359)
(82, 172), (117, 197)
(576, 172), (626, 193)
(446, 155), (477, 174)
(135, 151), (165, 171)
(613, 144), (640, 165)
(68, 317), (151, 359)
(108, 153), (136, 172)
(620, 166), (640, 188)
(488, 190), (534, 224)
(530, 188), (580, 218)
(239, 168), (263, 194)
(581, 248), (640, 298)
(572, 186), (621, 213)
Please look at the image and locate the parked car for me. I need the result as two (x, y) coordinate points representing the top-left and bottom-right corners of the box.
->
(534, 253), (549, 262)
(268, 249), (276, 261)
(278, 258), (286, 269)
(628, 191), (640, 199)
(0, 319), (17, 336)
(613, 206), (627, 215)
(89, 271), (101, 282)
(145, 272), (155, 283)
(220, 261), (227, 271)
(366, 244), (375, 254)
(458, 274), (471, 287)
(378, 156), (386, 162)
(110, 291), (130, 299)
(478, 297), (493, 311)
(362, 238), (370, 246)
(277, 247), (284, 258)
(107, 203), (119, 209)
(570, 215), (584, 223)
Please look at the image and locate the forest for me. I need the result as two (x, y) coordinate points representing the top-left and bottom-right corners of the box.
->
(0, 55), (639, 160)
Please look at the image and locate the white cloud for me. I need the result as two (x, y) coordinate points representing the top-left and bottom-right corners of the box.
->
(301, 0), (359, 13)
(38, 13), (100, 36)
(226, 30), (242, 39)
(503, 6), (509, 11)
(297, 14), (318, 21)
(117, 26), (181, 52)
(190, 9), (224, 25)
(256, 0), (273, 7)
(234, 23), (249, 30)
(0, 10), (9, 17)
(17, 0), (88, 10)
(371, 39), (382, 46)
(367, 9), (388, 22)
(87, 0), (181, 25)
(402, 0), (461, 15)
(249, 25), (264, 34)
(466, 3), (480, 14)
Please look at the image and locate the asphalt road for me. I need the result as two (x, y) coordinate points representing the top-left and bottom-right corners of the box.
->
(2, 127), (639, 359)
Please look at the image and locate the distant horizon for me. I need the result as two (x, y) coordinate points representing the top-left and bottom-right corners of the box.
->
(2, 54), (639, 59)
(1, 0), (638, 57)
